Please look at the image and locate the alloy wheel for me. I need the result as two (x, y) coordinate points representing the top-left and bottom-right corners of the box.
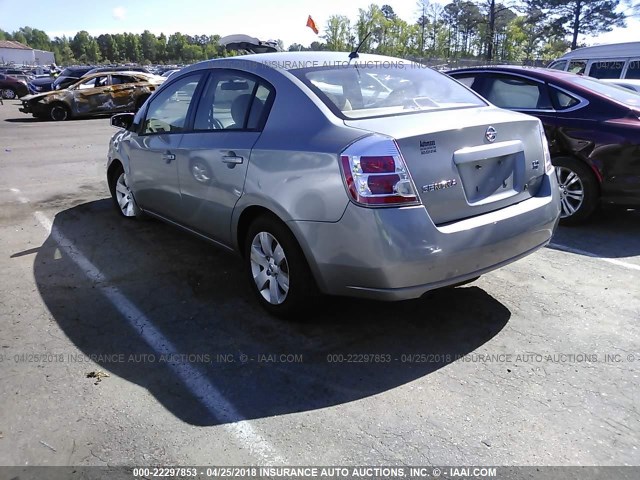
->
(250, 231), (290, 305)
(2, 88), (16, 99)
(115, 172), (137, 217)
(555, 166), (584, 219)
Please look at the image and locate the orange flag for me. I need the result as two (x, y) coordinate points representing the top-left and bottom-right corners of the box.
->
(306, 15), (319, 34)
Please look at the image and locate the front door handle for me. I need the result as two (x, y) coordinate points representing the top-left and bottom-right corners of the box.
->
(162, 152), (176, 163)
(222, 155), (243, 165)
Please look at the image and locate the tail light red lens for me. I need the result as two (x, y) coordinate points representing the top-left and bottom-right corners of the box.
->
(368, 174), (401, 194)
(340, 137), (420, 207)
(360, 156), (395, 173)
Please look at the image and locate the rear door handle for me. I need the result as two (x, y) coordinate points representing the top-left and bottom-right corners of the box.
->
(162, 152), (176, 163)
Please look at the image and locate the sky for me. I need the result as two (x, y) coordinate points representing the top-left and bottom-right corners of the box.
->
(1, 0), (638, 51)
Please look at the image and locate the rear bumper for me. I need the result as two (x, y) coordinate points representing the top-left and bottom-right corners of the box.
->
(291, 173), (560, 301)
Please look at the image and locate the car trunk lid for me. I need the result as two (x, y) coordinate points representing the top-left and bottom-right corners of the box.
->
(344, 107), (546, 225)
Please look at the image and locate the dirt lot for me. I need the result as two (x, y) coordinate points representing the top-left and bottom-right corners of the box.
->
(0, 100), (639, 469)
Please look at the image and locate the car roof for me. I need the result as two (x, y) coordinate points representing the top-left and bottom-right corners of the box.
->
(81, 70), (155, 80)
(447, 65), (579, 81)
(87, 66), (149, 73)
(181, 51), (413, 75)
(555, 41), (640, 60)
(62, 66), (95, 71)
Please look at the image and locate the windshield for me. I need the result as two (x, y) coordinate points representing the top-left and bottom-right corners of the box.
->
(291, 62), (486, 119)
(570, 76), (640, 107)
(58, 68), (84, 78)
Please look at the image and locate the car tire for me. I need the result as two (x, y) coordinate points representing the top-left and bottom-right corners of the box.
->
(245, 215), (319, 319)
(49, 103), (70, 121)
(1, 88), (17, 99)
(109, 164), (143, 219)
(553, 156), (599, 225)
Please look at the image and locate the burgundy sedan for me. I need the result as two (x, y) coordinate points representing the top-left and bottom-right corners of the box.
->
(448, 66), (640, 224)
(0, 73), (29, 99)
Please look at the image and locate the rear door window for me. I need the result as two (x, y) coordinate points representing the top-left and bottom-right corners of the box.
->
(111, 75), (138, 85)
(78, 76), (108, 89)
(625, 59), (640, 79)
(549, 88), (581, 110)
(588, 60), (625, 79)
(193, 72), (273, 131)
(568, 60), (587, 75)
(483, 75), (552, 110)
(548, 60), (567, 71)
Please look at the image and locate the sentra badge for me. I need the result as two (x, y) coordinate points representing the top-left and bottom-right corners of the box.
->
(422, 179), (457, 193)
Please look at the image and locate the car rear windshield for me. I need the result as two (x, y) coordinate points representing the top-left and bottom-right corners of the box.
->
(570, 76), (640, 107)
(290, 62), (486, 119)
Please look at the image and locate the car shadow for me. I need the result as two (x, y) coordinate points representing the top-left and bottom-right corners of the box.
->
(550, 207), (640, 258)
(4, 117), (41, 123)
(31, 199), (511, 426)
(4, 115), (112, 123)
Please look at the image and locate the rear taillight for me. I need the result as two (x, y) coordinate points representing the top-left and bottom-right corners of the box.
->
(340, 137), (420, 207)
(538, 120), (553, 174)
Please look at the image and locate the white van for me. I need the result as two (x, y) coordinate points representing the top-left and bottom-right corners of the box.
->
(547, 41), (640, 79)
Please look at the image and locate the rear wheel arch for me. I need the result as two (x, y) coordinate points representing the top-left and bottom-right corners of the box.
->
(235, 205), (327, 293)
(236, 206), (283, 256)
(242, 211), (320, 318)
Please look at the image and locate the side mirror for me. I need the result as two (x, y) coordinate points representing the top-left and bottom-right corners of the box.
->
(111, 113), (135, 130)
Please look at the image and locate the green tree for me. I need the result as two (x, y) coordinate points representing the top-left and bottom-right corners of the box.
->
(416, 0), (429, 56)
(167, 32), (188, 62)
(97, 34), (119, 62)
(459, 1), (483, 57)
(124, 33), (141, 62)
(70, 31), (101, 63)
(52, 36), (76, 64)
(13, 31), (28, 45)
(70, 31), (91, 61)
(140, 30), (158, 63)
(156, 33), (167, 63)
(16, 27), (51, 50)
(309, 41), (327, 51)
(324, 15), (352, 51)
(531, 0), (626, 50)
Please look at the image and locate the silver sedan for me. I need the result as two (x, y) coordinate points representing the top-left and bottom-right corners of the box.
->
(107, 52), (560, 317)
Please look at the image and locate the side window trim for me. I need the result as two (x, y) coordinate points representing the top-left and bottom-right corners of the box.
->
(139, 72), (206, 136)
(548, 83), (589, 113)
(182, 70), (212, 132)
